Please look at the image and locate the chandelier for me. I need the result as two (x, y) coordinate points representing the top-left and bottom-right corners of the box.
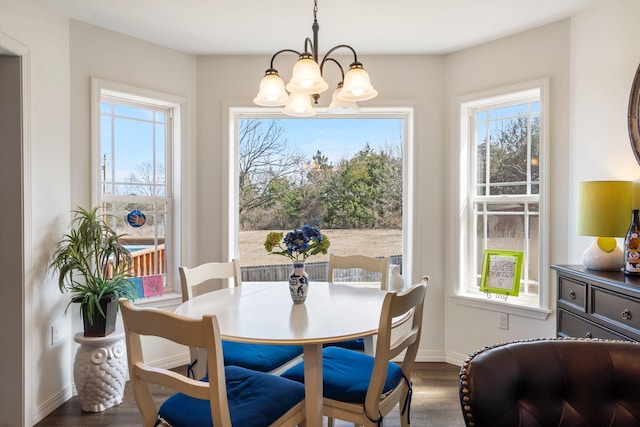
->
(253, 0), (377, 117)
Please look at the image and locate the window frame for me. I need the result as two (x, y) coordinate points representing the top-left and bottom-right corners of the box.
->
(452, 79), (551, 319)
(91, 78), (187, 304)
(226, 107), (415, 284)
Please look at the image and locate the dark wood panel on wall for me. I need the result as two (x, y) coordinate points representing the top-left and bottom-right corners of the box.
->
(0, 54), (23, 424)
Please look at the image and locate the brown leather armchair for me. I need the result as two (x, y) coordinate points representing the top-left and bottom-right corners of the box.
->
(459, 338), (640, 427)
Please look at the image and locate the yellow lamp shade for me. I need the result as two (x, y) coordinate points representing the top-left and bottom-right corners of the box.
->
(577, 181), (632, 238)
(633, 180), (640, 210)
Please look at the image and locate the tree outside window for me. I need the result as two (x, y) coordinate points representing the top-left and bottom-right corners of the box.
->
(237, 117), (405, 277)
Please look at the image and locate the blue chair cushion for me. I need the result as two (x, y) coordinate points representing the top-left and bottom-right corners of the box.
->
(282, 346), (403, 403)
(158, 365), (305, 427)
(222, 341), (303, 372)
(323, 338), (365, 351)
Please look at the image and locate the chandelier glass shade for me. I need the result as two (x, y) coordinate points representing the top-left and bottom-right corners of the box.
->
(253, 0), (377, 117)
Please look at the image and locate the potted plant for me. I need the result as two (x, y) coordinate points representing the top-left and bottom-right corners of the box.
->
(50, 206), (136, 337)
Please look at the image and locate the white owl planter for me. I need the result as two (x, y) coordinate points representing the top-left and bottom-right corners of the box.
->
(73, 330), (127, 412)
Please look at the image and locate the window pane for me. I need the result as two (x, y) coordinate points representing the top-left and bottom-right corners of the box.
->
(489, 102), (529, 119)
(473, 202), (539, 295)
(238, 117), (404, 280)
(113, 104), (154, 120)
(528, 214), (539, 283)
(477, 102), (540, 197)
(99, 94), (174, 296)
(100, 102), (112, 114)
(475, 121), (488, 195)
(103, 200), (168, 288)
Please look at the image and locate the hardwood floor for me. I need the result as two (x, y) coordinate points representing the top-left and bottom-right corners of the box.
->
(35, 362), (466, 427)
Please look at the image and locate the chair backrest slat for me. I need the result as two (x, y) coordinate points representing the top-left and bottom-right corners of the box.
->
(328, 254), (390, 290)
(179, 259), (242, 302)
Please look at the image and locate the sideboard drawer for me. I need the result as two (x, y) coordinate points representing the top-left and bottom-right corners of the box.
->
(553, 265), (640, 343)
(558, 276), (586, 311)
(591, 287), (640, 333)
(558, 309), (629, 340)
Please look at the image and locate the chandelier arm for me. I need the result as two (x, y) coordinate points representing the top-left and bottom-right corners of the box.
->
(303, 37), (316, 59)
(321, 44), (359, 66)
(269, 49), (302, 69)
(319, 57), (345, 82)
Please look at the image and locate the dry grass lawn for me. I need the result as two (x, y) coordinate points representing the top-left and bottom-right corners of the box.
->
(239, 229), (402, 267)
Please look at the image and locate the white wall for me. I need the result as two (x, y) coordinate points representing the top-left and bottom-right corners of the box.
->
(568, 0), (640, 262)
(67, 19), (199, 371)
(0, 1), (71, 425)
(443, 20), (572, 363)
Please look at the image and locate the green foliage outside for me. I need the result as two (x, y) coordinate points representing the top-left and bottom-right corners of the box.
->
(239, 119), (403, 231)
(476, 115), (540, 195)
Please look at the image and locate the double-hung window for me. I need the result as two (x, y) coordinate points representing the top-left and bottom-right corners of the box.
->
(457, 80), (549, 311)
(92, 79), (183, 297)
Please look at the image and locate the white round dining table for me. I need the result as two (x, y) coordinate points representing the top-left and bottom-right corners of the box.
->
(174, 281), (389, 427)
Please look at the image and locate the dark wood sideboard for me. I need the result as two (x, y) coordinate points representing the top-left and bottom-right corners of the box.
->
(552, 264), (640, 342)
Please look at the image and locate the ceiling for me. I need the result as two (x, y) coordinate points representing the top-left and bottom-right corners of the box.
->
(48, 0), (594, 56)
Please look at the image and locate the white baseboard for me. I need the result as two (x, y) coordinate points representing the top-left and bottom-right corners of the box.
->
(414, 348), (446, 362)
(444, 350), (469, 367)
(33, 385), (74, 425)
(148, 353), (192, 370)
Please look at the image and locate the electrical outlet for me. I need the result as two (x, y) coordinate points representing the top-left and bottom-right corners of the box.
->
(51, 323), (62, 345)
(497, 313), (509, 330)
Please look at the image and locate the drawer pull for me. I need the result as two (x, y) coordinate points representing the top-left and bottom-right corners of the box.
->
(622, 309), (632, 320)
(585, 332), (593, 338)
(568, 290), (576, 300)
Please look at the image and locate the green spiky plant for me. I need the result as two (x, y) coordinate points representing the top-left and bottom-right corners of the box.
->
(50, 206), (136, 327)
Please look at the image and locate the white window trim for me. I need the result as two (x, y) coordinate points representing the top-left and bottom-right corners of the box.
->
(225, 106), (417, 284)
(90, 78), (188, 304)
(449, 79), (551, 320)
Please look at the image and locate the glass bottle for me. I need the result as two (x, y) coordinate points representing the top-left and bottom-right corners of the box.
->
(624, 209), (640, 275)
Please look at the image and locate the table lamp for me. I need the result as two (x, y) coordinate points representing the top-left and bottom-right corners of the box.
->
(577, 181), (632, 270)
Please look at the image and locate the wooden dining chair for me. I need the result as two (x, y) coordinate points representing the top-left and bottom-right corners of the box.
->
(282, 281), (427, 427)
(179, 259), (242, 302)
(119, 299), (306, 427)
(326, 254), (391, 352)
(179, 260), (303, 378)
(327, 254), (390, 290)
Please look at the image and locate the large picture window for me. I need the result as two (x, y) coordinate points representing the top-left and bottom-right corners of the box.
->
(457, 81), (548, 310)
(230, 110), (412, 284)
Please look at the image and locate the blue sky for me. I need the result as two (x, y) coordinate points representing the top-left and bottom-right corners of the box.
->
(104, 108), (404, 183)
(266, 118), (403, 165)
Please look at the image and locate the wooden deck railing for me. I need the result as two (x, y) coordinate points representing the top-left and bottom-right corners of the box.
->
(129, 244), (166, 277)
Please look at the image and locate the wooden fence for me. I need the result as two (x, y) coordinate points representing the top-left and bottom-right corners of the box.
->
(130, 244), (166, 277)
(241, 255), (402, 282)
